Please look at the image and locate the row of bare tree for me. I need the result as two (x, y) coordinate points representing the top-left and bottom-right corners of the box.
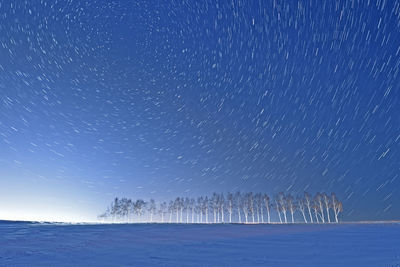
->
(99, 192), (343, 224)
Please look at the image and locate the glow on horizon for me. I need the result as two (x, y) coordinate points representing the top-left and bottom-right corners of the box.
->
(0, 210), (99, 223)
(0, 171), (106, 223)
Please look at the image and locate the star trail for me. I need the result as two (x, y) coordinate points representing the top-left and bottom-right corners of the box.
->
(0, 0), (399, 221)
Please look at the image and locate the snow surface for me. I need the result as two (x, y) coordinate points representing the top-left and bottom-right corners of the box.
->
(0, 221), (399, 266)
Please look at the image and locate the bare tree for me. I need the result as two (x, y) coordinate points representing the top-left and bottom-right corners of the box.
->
(203, 196), (209, 223)
(127, 199), (134, 222)
(277, 192), (288, 223)
(190, 198), (195, 223)
(286, 194), (296, 223)
(274, 198), (282, 223)
(255, 193), (263, 223)
(212, 193), (218, 223)
(173, 197), (180, 223)
(134, 199), (146, 222)
(312, 202), (320, 223)
(331, 193), (342, 223)
(197, 197), (203, 223)
(227, 192), (234, 223)
(263, 194), (271, 223)
(195, 199), (200, 223)
(235, 192), (242, 223)
(297, 196), (308, 223)
(322, 193), (331, 223)
(184, 197), (190, 223)
(110, 197), (120, 222)
(219, 193), (225, 223)
(249, 192), (255, 223)
(159, 202), (167, 223)
(315, 193), (325, 223)
(179, 197), (184, 223)
(117, 198), (129, 222)
(242, 193), (250, 223)
(148, 199), (156, 222)
(304, 192), (314, 223)
(168, 200), (174, 223)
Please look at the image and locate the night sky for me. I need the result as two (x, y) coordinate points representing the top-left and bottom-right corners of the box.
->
(0, 0), (399, 222)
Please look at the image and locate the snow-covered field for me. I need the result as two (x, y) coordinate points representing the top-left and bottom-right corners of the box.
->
(0, 221), (399, 266)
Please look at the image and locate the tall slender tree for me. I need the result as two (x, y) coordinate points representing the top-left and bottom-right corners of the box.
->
(277, 192), (287, 223)
(312, 202), (320, 223)
(322, 193), (331, 223)
(235, 192), (242, 223)
(219, 193), (225, 223)
(331, 193), (342, 223)
(134, 199), (146, 222)
(212, 193), (218, 223)
(256, 193), (264, 223)
(159, 202), (167, 223)
(184, 197), (190, 223)
(168, 200), (174, 223)
(263, 194), (271, 223)
(249, 192), (255, 223)
(190, 198), (195, 223)
(274, 199), (282, 223)
(148, 199), (156, 222)
(297, 196), (308, 223)
(242, 194), (250, 223)
(304, 192), (314, 223)
(197, 197), (203, 223)
(204, 196), (209, 223)
(227, 192), (234, 223)
(315, 193), (325, 223)
(286, 194), (296, 223)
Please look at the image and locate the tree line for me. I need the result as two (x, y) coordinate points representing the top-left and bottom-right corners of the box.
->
(98, 192), (343, 224)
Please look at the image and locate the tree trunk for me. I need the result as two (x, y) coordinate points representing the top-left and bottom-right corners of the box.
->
(301, 210), (307, 223)
(260, 208), (264, 223)
(319, 205), (325, 223)
(326, 207), (331, 223)
(307, 206), (313, 223)
(314, 211), (319, 223)
(256, 207), (260, 223)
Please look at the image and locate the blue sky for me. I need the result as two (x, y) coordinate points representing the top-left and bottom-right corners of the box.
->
(0, 0), (399, 221)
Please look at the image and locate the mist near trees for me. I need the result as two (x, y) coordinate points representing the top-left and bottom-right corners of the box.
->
(99, 192), (343, 224)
